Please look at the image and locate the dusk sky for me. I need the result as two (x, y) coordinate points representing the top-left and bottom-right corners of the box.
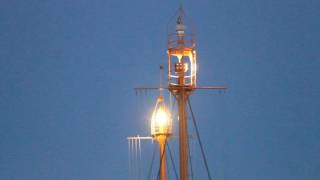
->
(1, 0), (319, 179)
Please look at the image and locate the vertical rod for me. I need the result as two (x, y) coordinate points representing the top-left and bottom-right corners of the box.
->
(169, 9), (189, 179)
(159, 136), (167, 180)
(178, 89), (188, 180)
(134, 139), (138, 180)
(138, 138), (142, 180)
(178, 23), (189, 179)
(128, 140), (131, 180)
(160, 66), (163, 96)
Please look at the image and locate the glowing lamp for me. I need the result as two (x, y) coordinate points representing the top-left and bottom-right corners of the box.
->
(167, 10), (197, 87)
(151, 96), (172, 137)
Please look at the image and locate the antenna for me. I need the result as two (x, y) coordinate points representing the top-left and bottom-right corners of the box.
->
(179, 0), (184, 9)
(160, 65), (164, 96)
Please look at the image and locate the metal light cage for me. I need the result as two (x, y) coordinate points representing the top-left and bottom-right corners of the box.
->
(167, 7), (197, 87)
(150, 96), (172, 137)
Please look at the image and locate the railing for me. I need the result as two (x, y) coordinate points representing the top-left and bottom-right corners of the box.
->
(167, 33), (196, 49)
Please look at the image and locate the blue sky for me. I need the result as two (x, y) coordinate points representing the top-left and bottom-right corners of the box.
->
(0, 0), (319, 179)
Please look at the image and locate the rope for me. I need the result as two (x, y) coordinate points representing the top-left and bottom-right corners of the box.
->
(167, 143), (179, 180)
(187, 98), (213, 180)
(187, 133), (194, 180)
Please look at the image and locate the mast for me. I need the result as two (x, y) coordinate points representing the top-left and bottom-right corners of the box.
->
(131, 4), (227, 180)
(158, 135), (167, 180)
(167, 6), (196, 180)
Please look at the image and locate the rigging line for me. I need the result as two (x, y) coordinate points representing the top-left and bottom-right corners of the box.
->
(157, 136), (169, 180)
(187, 98), (213, 180)
(166, 5), (182, 34)
(130, 140), (134, 180)
(170, 92), (172, 109)
(134, 139), (138, 180)
(131, 139), (134, 180)
(179, 0), (184, 7)
(170, 95), (177, 131)
(170, 94), (177, 119)
(136, 139), (139, 180)
(136, 139), (140, 180)
(160, 65), (163, 96)
(170, 94), (176, 113)
(166, 152), (172, 180)
(167, 143), (179, 180)
(138, 138), (142, 180)
(147, 144), (157, 180)
(128, 140), (131, 180)
(187, 132), (194, 180)
(133, 139), (136, 180)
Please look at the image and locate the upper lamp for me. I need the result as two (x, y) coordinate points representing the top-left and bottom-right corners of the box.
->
(167, 6), (197, 88)
(151, 96), (172, 137)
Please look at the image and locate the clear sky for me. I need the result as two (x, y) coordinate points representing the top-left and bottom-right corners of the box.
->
(0, 0), (319, 179)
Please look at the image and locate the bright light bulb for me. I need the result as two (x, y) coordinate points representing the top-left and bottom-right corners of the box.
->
(155, 108), (169, 128)
(151, 98), (172, 136)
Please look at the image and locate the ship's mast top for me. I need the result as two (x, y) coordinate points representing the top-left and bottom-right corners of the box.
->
(176, 6), (185, 37)
(167, 5), (197, 89)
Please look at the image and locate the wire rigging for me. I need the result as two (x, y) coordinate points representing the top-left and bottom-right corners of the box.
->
(128, 138), (143, 180)
(138, 138), (142, 180)
(135, 139), (138, 180)
(128, 140), (131, 180)
(157, 137), (168, 180)
(187, 98), (213, 180)
(167, 143), (179, 180)
(147, 143), (157, 180)
(132, 139), (136, 180)
(187, 132), (194, 180)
